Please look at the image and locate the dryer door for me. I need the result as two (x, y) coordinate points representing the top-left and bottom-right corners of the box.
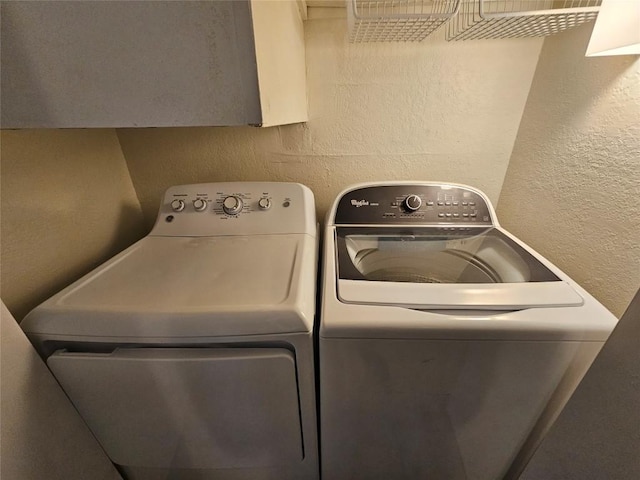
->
(336, 227), (583, 309)
(48, 348), (303, 470)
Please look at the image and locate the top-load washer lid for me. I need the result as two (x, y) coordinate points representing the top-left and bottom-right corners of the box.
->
(335, 226), (583, 310)
(339, 227), (557, 283)
(328, 182), (584, 310)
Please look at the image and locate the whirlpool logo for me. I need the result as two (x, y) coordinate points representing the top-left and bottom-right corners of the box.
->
(351, 199), (378, 207)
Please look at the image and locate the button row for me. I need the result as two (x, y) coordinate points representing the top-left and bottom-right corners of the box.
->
(394, 200), (477, 208)
(439, 227), (473, 231)
(171, 198), (209, 213)
(438, 212), (477, 218)
(170, 197), (272, 214)
(436, 201), (476, 207)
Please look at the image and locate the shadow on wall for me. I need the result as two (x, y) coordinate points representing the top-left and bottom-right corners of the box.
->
(2, 204), (146, 321)
(537, 29), (638, 135)
(497, 22), (640, 318)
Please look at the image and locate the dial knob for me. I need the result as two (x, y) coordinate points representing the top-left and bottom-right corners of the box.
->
(222, 195), (243, 215)
(258, 197), (271, 210)
(404, 194), (422, 212)
(193, 198), (208, 212)
(170, 199), (185, 212)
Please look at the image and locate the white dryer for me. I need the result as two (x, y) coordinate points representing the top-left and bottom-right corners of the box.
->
(319, 182), (617, 480)
(22, 182), (319, 480)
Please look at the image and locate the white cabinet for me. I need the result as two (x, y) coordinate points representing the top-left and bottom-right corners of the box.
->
(0, 0), (307, 128)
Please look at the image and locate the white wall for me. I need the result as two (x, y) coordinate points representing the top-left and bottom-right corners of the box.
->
(497, 23), (640, 318)
(117, 7), (544, 228)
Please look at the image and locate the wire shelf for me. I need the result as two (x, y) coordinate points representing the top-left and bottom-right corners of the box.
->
(446, 0), (600, 40)
(348, 0), (461, 42)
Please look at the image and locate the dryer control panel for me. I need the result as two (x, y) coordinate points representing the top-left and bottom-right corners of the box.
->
(150, 182), (316, 237)
(333, 184), (494, 225)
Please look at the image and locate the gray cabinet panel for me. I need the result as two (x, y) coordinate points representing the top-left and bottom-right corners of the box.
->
(1, 1), (263, 128)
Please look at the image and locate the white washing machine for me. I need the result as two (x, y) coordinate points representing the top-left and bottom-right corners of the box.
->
(22, 182), (319, 480)
(319, 182), (618, 480)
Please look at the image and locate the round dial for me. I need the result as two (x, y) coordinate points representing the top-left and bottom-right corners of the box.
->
(193, 198), (208, 212)
(222, 195), (243, 215)
(170, 199), (185, 212)
(403, 194), (422, 212)
(258, 197), (271, 210)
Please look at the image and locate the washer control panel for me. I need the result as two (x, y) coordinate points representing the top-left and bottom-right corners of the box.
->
(151, 182), (316, 236)
(334, 184), (494, 225)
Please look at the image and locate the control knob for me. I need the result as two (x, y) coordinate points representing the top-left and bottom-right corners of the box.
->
(170, 199), (185, 212)
(403, 194), (422, 212)
(193, 198), (208, 212)
(258, 197), (271, 210)
(222, 195), (243, 215)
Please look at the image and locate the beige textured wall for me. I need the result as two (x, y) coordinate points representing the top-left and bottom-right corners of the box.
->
(0, 129), (145, 320)
(0, 302), (123, 480)
(117, 7), (544, 228)
(497, 24), (640, 318)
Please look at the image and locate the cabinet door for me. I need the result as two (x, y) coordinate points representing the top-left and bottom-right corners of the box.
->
(1, 1), (262, 128)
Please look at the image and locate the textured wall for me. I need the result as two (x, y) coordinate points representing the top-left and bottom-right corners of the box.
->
(0, 129), (145, 320)
(497, 24), (640, 318)
(117, 7), (544, 228)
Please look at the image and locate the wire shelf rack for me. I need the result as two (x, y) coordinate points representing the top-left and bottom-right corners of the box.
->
(348, 0), (461, 42)
(446, 0), (601, 40)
